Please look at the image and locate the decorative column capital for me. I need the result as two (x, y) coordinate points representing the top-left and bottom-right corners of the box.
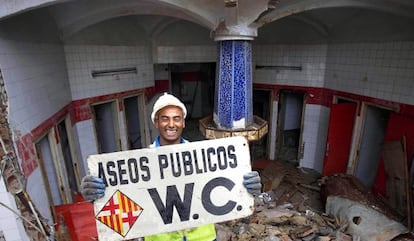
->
(212, 19), (257, 41)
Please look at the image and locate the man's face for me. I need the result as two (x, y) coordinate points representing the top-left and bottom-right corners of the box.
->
(154, 105), (185, 146)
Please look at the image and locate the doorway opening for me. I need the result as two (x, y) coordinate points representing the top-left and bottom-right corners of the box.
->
(170, 63), (215, 141)
(92, 101), (120, 153)
(276, 90), (305, 165)
(57, 118), (79, 197)
(252, 88), (272, 160)
(34, 134), (59, 222)
(354, 104), (390, 189)
(123, 94), (146, 149)
(34, 118), (80, 222)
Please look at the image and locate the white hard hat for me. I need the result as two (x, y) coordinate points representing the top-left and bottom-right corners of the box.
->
(151, 93), (187, 123)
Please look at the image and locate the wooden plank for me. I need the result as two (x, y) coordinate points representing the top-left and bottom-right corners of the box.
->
(410, 157), (414, 231)
(403, 136), (412, 230)
(382, 137), (411, 227)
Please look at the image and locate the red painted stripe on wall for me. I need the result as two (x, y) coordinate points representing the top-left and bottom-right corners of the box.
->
(18, 85), (413, 177)
(17, 103), (71, 176)
(18, 88), (151, 177)
(72, 99), (93, 122)
(172, 72), (200, 82)
(253, 83), (406, 116)
(146, 79), (170, 99)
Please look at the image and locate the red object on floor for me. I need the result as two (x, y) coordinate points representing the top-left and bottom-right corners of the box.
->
(252, 159), (271, 170)
(55, 202), (98, 241)
(73, 193), (85, 203)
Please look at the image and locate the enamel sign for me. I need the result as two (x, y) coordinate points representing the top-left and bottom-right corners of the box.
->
(87, 136), (254, 241)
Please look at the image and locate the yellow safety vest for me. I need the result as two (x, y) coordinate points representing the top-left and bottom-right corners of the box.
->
(144, 224), (216, 241)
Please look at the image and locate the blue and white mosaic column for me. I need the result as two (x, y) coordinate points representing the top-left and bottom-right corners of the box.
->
(214, 40), (253, 130)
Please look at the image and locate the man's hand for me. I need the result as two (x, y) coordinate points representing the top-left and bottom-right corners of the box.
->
(243, 171), (262, 195)
(80, 175), (106, 201)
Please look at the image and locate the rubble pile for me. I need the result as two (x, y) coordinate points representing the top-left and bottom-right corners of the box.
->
(215, 161), (414, 241)
(215, 161), (338, 241)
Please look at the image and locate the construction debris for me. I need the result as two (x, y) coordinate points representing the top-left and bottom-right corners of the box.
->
(322, 174), (409, 241)
(0, 70), (52, 241)
(215, 161), (414, 241)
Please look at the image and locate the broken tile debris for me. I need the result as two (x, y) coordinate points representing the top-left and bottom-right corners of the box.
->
(215, 161), (414, 241)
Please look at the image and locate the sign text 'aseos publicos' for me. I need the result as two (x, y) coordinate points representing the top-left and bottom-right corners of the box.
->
(87, 136), (254, 241)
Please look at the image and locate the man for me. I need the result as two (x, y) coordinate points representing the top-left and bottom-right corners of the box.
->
(81, 92), (262, 241)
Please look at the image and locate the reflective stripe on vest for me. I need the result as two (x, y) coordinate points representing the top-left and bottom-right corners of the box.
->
(144, 224), (216, 241)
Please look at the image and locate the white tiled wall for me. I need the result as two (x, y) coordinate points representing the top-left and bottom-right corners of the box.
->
(154, 64), (169, 80)
(252, 41), (414, 171)
(253, 44), (328, 87)
(0, 40), (70, 241)
(65, 45), (154, 100)
(0, 40), (71, 135)
(300, 104), (330, 172)
(0, 179), (29, 241)
(325, 41), (414, 105)
(155, 45), (216, 64)
(252, 44), (330, 170)
(1, 36), (413, 241)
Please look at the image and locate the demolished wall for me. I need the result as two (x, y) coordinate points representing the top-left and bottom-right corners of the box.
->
(0, 70), (52, 240)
